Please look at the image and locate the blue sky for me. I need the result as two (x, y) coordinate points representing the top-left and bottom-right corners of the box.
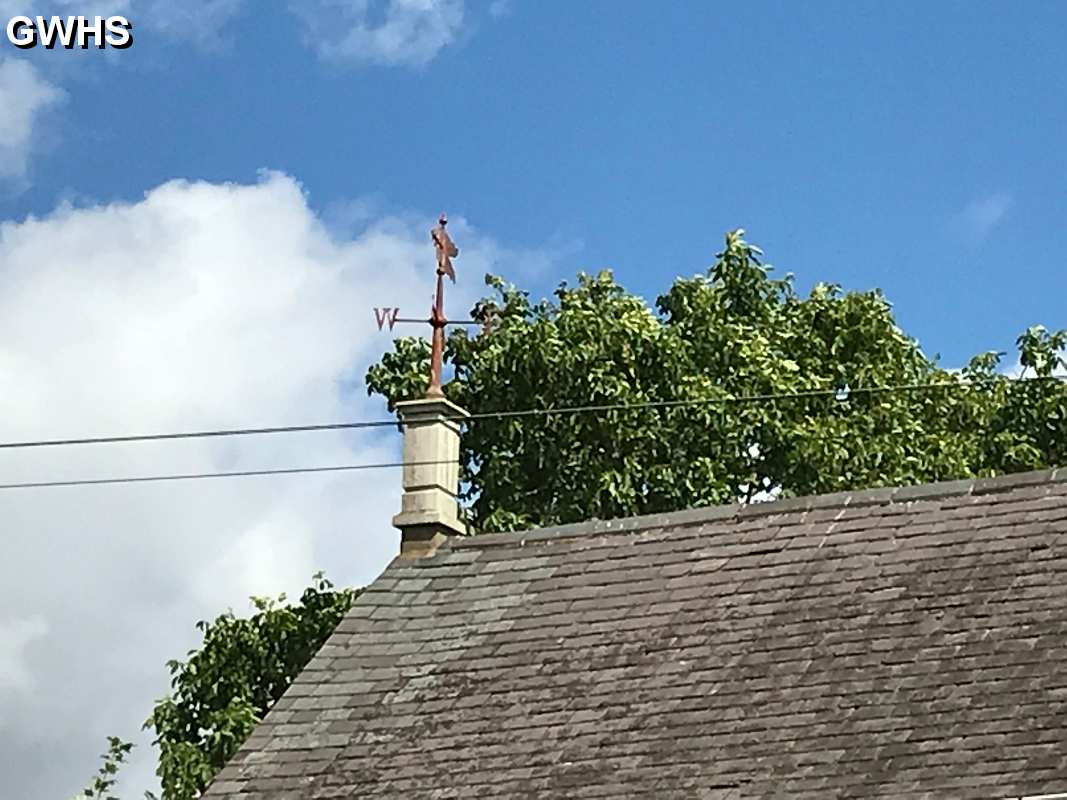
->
(2, 3), (1066, 797)
(9, 1), (1066, 366)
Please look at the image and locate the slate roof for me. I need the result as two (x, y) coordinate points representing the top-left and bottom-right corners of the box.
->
(204, 468), (1067, 799)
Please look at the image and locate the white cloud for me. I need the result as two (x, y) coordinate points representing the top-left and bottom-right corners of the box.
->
(488, 0), (512, 19)
(136, 0), (245, 43)
(468, 230), (583, 283)
(296, 0), (466, 68)
(1002, 357), (1067, 380)
(952, 192), (1013, 244)
(0, 172), (518, 799)
(0, 58), (65, 182)
(0, 616), (47, 692)
(0, 1), (245, 188)
(0, 0), (132, 16)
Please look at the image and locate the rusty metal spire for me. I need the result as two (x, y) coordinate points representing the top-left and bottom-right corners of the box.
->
(372, 214), (478, 397)
(427, 213), (458, 398)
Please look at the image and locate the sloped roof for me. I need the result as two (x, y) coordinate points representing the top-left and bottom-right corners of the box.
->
(204, 468), (1067, 799)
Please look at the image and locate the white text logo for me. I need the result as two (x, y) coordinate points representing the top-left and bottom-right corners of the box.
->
(6, 15), (133, 49)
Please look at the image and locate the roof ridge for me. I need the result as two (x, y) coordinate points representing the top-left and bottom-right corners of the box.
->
(448, 466), (1067, 551)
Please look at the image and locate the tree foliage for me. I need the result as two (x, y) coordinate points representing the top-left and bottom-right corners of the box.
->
(368, 229), (1067, 532)
(143, 574), (358, 800)
(91, 230), (1065, 799)
(72, 737), (140, 800)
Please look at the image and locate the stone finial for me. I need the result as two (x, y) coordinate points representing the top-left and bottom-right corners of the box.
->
(392, 396), (469, 557)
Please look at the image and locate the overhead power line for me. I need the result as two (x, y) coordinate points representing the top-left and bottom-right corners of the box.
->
(471, 379), (1043, 421)
(0, 459), (457, 491)
(0, 374), (1064, 490)
(0, 419), (398, 451)
(0, 374), (1064, 453)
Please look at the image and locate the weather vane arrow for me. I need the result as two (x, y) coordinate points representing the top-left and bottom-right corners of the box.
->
(372, 213), (480, 398)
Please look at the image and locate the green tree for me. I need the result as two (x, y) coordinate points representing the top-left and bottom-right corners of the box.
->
(143, 574), (358, 800)
(368, 229), (1067, 532)
(94, 230), (1065, 799)
(72, 737), (139, 800)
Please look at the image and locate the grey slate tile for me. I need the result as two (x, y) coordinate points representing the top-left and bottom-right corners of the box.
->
(202, 468), (1067, 800)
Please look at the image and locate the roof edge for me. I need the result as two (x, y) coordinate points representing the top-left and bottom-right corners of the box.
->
(449, 466), (1067, 551)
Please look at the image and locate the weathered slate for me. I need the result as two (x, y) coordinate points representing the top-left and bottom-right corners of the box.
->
(203, 468), (1067, 799)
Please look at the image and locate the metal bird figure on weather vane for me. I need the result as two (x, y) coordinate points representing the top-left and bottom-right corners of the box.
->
(372, 212), (478, 399)
(432, 213), (458, 283)
(426, 213), (458, 397)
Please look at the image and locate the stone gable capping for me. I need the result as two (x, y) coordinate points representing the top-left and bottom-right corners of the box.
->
(448, 467), (1067, 552)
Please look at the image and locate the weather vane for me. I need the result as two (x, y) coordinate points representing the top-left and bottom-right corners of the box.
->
(373, 213), (478, 398)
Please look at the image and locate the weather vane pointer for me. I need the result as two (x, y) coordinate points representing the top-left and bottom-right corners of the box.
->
(372, 212), (480, 398)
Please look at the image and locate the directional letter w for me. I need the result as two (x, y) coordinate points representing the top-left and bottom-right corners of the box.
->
(374, 308), (400, 331)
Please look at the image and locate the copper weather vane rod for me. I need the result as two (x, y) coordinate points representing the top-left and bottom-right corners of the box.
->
(372, 213), (478, 398)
